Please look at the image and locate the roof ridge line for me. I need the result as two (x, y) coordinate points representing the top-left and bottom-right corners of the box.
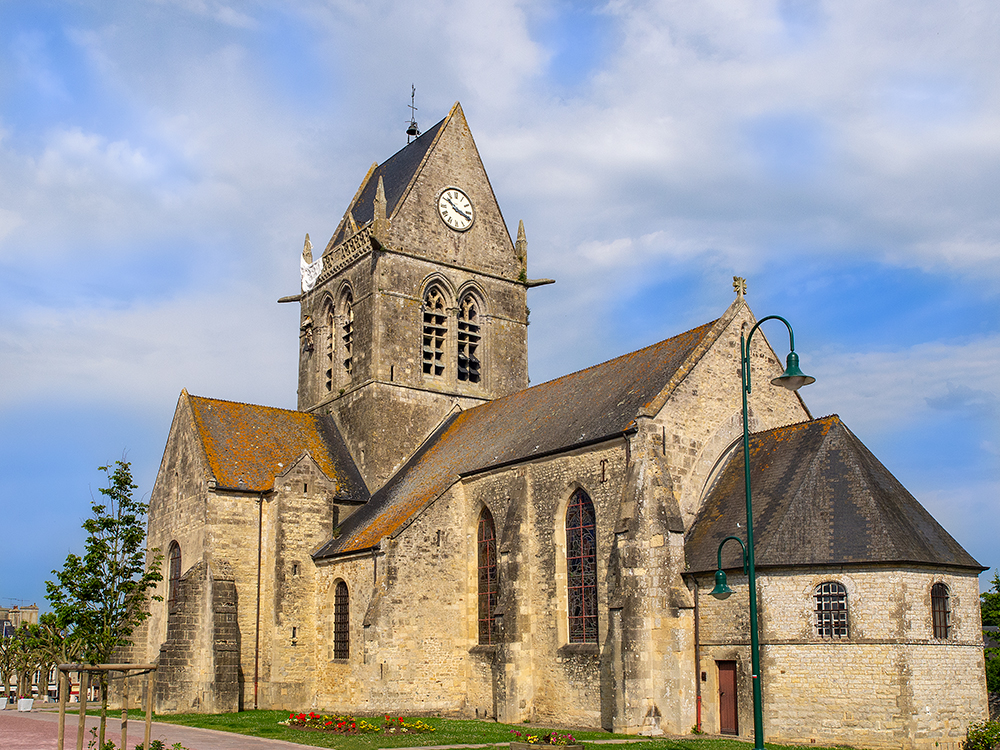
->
(187, 393), (305, 414)
(387, 104), (457, 223)
(749, 413), (841, 438)
(637, 301), (746, 418)
(325, 161), (379, 257)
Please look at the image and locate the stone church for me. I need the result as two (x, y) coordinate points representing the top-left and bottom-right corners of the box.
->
(140, 103), (989, 748)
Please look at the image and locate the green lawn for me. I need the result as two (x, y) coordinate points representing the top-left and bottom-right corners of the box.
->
(90, 710), (842, 750)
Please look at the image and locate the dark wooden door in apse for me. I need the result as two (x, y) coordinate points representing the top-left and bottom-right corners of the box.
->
(717, 660), (738, 735)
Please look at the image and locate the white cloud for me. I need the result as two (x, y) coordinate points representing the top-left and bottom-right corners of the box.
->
(804, 334), (1000, 440)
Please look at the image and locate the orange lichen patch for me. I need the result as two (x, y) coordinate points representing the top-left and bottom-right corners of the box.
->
(188, 395), (348, 492)
(327, 319), (718, 557)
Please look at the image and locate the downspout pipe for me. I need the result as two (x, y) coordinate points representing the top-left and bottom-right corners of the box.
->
(254, 492), (263, 710)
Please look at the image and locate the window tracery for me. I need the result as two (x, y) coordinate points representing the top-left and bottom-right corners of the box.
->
(422, 287), (447, 377)
(323, 299), (335, 393)
(566, 489), (598, 644)
(931, 583), (950, 639)
(478, 508), (498, 644)
(458, 294), (481, 383)
(815, 581), (849, 638)
(341, 290), (354, 377)
(334, 580), (349, 659)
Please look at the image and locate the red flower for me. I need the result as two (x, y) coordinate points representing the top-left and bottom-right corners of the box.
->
(399, 717), (403, 723)
(289, 712), (295, 719)
(297, 713), (306, 721)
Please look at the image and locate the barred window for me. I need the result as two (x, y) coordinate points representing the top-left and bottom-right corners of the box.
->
(478, 508), (498, 644)
(334, 581), (349, 659)
(341, 290), (354, 376)
(567, 489), (598, 644)
(931, 583), (950, 639)
(815, 581), (849, 638)
(458, 295), (481, 383)
(323, 299), (335, 393)
(167, 542), (181, 605)
(422, 287), (447, 377)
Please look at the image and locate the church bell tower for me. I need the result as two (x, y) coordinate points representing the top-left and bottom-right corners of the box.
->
(287, 103), (549, 490)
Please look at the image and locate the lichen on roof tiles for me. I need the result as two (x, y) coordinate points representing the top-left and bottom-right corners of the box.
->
(188, 395), (368, 500)
(317, 319), (719, 558)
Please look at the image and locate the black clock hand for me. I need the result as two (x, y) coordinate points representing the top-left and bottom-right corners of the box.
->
(445, 196), (471, 220)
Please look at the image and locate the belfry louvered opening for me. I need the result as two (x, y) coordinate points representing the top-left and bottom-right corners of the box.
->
(458, 294), (481, 383)
(422, 287), (447, 377)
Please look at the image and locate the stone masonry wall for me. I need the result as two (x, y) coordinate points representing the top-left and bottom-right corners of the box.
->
(155, 559), (239, 714)
(694, 567), (988, 749)
(144, 395), (212, 669)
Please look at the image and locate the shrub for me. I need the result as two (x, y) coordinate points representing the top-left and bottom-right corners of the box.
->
(964, 720), (1000, 750)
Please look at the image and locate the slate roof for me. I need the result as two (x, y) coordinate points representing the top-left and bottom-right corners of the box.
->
(328, 117), (446, 248)
(685, 415), (983, 572)
(187, 394), (369, 501)
(315, 318), (721, 558)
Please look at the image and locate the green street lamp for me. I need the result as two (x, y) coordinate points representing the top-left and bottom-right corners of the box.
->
(711, 314), (814, 750)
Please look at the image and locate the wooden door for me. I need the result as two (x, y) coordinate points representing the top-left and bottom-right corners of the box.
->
(717, 660), (738, 735)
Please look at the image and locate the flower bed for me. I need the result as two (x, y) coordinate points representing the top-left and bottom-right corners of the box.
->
(279, 712), (436, 735)
(509, 729), (578, 745)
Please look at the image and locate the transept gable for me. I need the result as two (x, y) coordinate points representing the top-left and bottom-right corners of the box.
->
(184, 393), (368, 500)
(315, 316), (720, 558)
(684, 414), (983, 572)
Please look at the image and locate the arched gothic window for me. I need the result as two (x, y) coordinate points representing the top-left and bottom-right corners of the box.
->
(323, 298), (335, 393)
(341, 290), (354, 377)
(931, 583), (950, 639)
(333, 581), (350, 659)
(566, 489), (598, 644)
(815, 581), (849, 638)
(478, 508), (498, 644)
(167, 542), (181, 606)
(458, 294), (481, 383)
(422, 287), (447, 377)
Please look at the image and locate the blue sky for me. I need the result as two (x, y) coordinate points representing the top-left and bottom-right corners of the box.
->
(1, 0), (998, 611)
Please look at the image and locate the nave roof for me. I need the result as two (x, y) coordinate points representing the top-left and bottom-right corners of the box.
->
(315, 316), (723, 557)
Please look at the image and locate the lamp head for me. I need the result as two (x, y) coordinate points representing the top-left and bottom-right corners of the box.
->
(771, 351), (816, 391)
(710, 569), (734, 600)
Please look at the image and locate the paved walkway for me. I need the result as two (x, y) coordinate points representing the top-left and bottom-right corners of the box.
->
(1, 708), (687, 750)
(0, 708), (320, 750)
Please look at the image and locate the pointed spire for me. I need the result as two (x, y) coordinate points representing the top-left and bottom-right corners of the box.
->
(373, 175), (391, 243)
(302, 233), (313, 264)
(375, 176), (387, 219)
(516, 220), (527, 263)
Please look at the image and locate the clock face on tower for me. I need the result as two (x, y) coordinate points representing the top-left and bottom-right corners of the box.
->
(437, 187), (474, 231)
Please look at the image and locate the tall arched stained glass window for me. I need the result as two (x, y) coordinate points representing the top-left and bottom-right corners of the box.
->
(334, 581), (350, 659)
(478, 508), (498, 644)
(566, 489), (598, 644)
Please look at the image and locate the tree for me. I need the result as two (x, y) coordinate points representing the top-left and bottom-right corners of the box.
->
(982, 569), (1000, 694)
(8, 625), (39, 699)
(46, 460), (162, 746)
(0, 631), (12, 701)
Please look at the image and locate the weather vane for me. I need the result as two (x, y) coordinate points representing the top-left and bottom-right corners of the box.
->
(406, 85), (420, 143)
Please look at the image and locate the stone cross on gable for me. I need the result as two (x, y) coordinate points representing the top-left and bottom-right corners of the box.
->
(733, 276), (747, 299)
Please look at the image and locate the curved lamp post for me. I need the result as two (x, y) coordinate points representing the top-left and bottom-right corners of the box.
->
(711, 315), (814, 750)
